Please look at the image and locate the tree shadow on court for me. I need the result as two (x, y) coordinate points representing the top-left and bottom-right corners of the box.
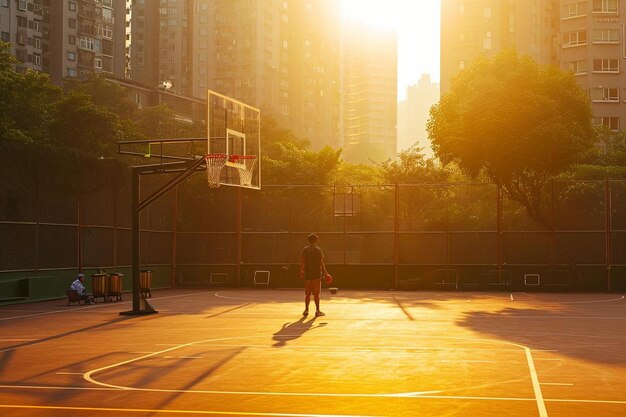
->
(457, 306), (626, 365)
(0, 315), (136, 380)
(272, 316), (327, 347)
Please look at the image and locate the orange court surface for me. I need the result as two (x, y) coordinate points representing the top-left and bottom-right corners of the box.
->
(1, 289), (625, 417)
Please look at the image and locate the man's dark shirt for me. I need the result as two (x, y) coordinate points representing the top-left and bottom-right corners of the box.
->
(302, 245), (323, 279)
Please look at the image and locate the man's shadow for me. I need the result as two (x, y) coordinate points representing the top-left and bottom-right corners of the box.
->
(272, 316), (326, 347)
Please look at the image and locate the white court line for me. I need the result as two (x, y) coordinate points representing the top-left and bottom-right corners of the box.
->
(82, 334), (549, 416)
(3, 384), (626, 406)
(524, 347), (548, 417)
(0, 404), (378, 417)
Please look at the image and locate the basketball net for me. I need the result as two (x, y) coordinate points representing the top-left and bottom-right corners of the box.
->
(205, 154), (227, 188)
(229, 155), (258, 187)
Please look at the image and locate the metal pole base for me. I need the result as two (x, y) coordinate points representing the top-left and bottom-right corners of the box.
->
(119, 295), (158, 315)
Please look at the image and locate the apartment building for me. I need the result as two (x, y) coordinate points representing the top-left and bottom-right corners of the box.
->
(0, 0), (49, 74)
(559, 0), (626, 131)
(130, 0), (342, 150)
(397, 74), (440, 155)
(441, 0), (559, 94)
(342, 22), (397, 164)
(0, 0), (126, 85)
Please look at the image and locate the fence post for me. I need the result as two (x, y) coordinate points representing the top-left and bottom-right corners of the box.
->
(497, 184), (502, 279)
(171, 185), (178, 288)
(237, 187), (242, 288)
(605, 178), (612, 292)
(550, 179), (555, 267)
(394, 183), (399, 290)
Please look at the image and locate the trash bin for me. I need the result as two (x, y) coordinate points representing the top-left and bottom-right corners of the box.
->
(91, 273), (109, 302)
(107, 273), (123, 301)
(140, 270), (152, 298)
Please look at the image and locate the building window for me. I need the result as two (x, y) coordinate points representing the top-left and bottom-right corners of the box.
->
(1, 0), (8, 7)
(33, 54), (41, 65)
(483, 6), (491, 19)
(68, 18), (76, 29)
(591, 87), (619, 102)
(0, 32), (9, 42)
(592, 0), (618, 13)
(593, 116), (619, 130)
(94, 58), (102, 69)
(567, 59), (587, 74)
(18, 0), (26, 11)
(483, 31), (492, 50)
(69, 35), (76, 45)
(15, 49), (27, 62)
(562, 30), (587, 47)
(67, 67), (77, 77)
(562, 1), (587, 18)
(593, 28), (619, 43)
(593, 58), (619, 72)
(69, 2), (76, 11)
(67, 51), (76, 61)
(34, 37), (41, 48)
(79, 36), (96, 51)
(16, 32), (27, 45)
(459, 60), (465, 69)
(17, 16), (27, 27)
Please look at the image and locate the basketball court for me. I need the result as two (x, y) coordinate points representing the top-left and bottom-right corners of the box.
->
(1, 289), (625, 416)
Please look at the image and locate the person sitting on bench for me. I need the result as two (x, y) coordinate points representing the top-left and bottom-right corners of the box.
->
(70, 274), (94, 304)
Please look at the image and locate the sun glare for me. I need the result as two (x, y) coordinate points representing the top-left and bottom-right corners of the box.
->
(341, 0), (442, 95)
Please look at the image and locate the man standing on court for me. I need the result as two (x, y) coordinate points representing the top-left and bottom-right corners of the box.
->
(300, 233), (328, 317)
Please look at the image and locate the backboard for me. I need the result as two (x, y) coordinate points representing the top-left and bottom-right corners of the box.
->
(207, 90), (261, 189)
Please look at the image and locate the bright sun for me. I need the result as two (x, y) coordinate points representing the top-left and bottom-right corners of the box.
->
(340, 0), (442, 94)
(340, 0), (424, 31)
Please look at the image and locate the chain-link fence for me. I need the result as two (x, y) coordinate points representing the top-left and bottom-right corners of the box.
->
(2, 179), (626, 301)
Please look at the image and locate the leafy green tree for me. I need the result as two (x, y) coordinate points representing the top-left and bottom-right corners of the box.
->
(64, 73), (137, 119)
(427, 49), (594, 227)
(49, 91), (122, 156)
(134, 104), (204, 139)
(378, 146), (449, 184)
(0, 42), (62, 142)
(261, 116), (309, 160)
(263, 142), (341, 185)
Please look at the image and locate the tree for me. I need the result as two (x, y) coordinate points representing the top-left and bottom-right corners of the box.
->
(263, 142), (342, 185)
(64, 73), (137, 119)
(260, 116), (309, 160)
(427, 49), (594, 227)
(377, 146), (449, 184)
(49, 91), (122, 156)
(0, 41), (62, 142)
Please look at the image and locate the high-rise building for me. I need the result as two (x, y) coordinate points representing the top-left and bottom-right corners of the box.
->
(0, 0), (126, 85)
(558, 0), (626, 131)
(342, 22), (397, 164)
(0, 0), (49, 75)
(397, 74), (440, 156)
(440, 0), (558, 94)
(130, 0), (342, 150)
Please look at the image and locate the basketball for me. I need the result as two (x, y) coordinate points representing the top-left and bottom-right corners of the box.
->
(325, 274), (333, 285)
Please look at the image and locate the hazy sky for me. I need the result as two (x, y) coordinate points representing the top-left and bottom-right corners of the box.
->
(340, 0), (441, 100)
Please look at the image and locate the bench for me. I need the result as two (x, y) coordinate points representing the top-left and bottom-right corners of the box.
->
(66, 289), (82, 306)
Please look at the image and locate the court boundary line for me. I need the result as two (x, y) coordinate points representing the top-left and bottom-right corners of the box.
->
(82, 334), (549, 415)
(0, 404), (379, 417)
(2, 384), (626, 406)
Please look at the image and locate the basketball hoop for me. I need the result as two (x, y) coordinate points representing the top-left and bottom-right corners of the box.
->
(229, 155), (258, 187)
(205, 153), (227, 188)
